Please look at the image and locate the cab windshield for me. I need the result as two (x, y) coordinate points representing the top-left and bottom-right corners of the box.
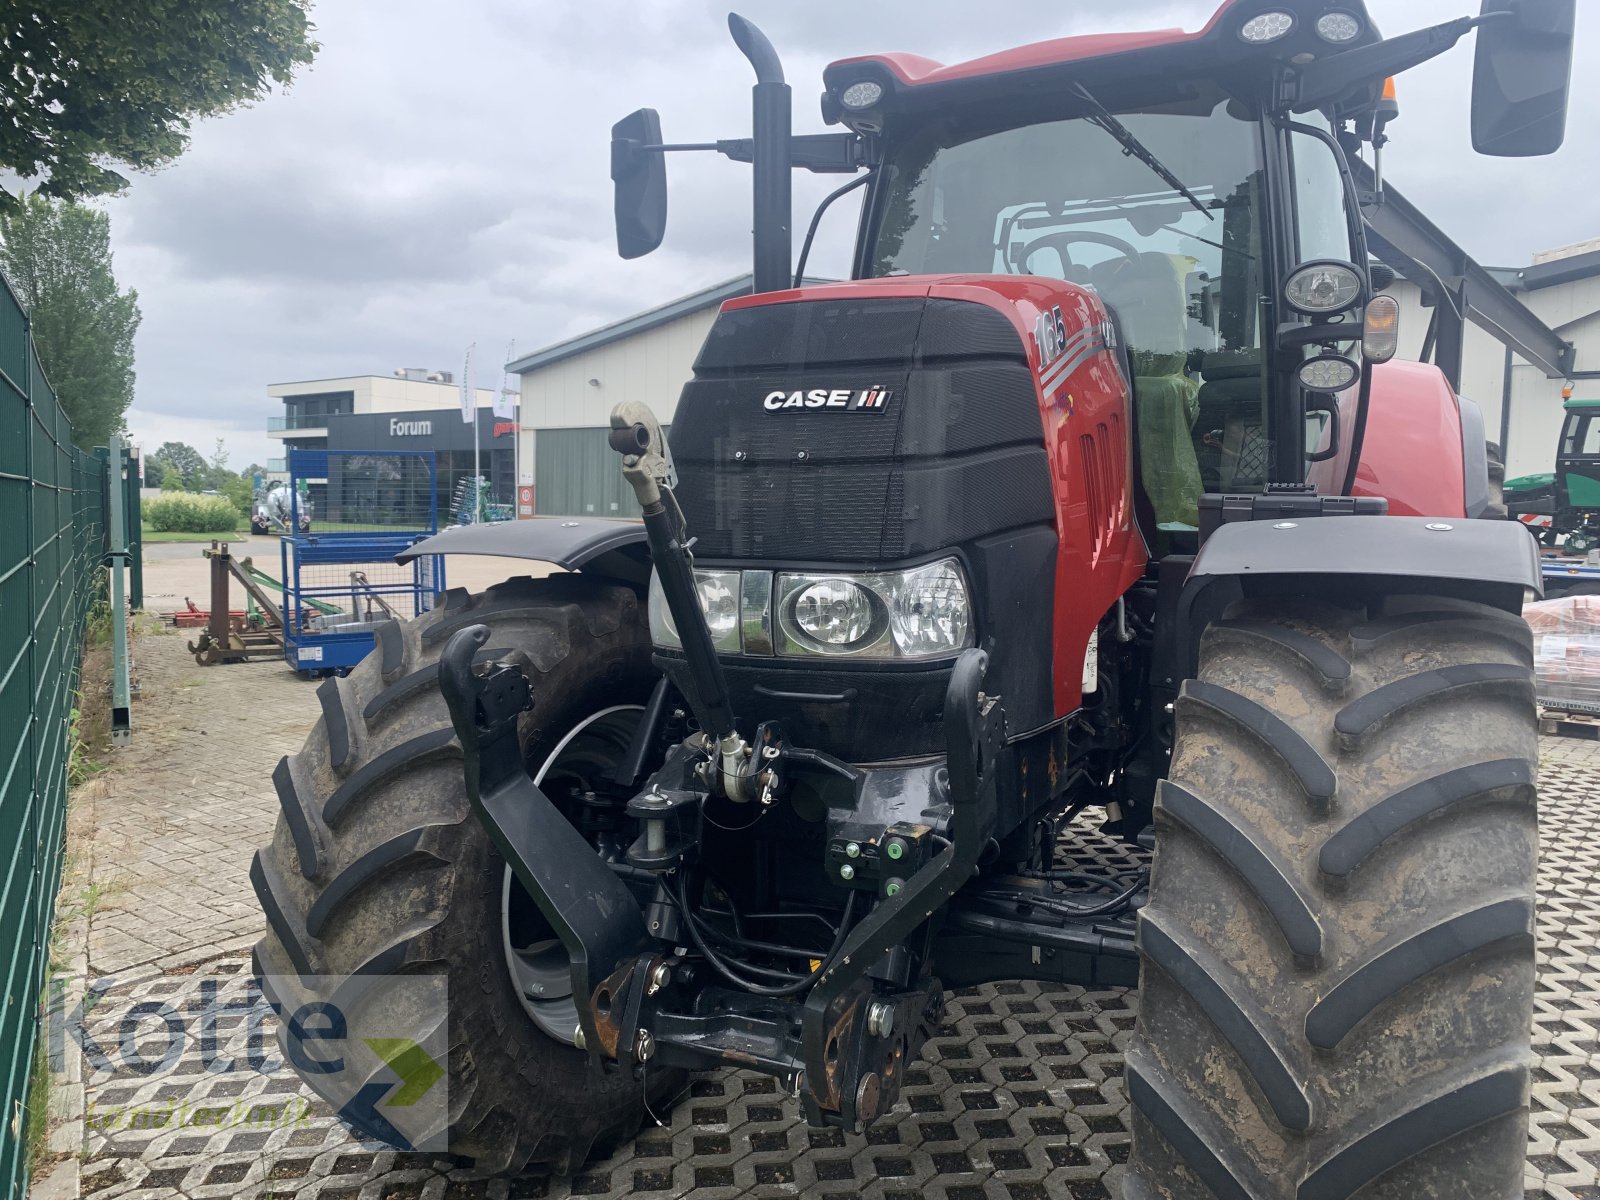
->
(869, 92), (1269, 531)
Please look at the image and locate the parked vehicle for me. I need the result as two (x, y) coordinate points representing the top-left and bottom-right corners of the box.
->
(253, 3), (1573, 1194)
(250, 480), (311, 535)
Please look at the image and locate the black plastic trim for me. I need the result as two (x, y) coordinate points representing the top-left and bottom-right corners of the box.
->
(396, 517), (650, 586)
(1459, 396), (1493, 518)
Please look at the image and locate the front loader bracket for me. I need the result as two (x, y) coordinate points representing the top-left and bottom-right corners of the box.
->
(439, 624), (651, 1060)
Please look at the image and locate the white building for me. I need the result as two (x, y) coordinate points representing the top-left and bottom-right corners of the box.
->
(508, 277), (763, 517)
(1386, 239), (1600, 479)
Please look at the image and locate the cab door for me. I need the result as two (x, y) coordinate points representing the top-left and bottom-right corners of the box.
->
(1557, 408), (1600, 515)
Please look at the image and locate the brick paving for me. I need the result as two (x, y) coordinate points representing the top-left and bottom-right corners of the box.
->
(36, 623), (1600, 1199)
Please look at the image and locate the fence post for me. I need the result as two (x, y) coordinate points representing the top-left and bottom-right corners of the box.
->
(107, 435), (131, 744)
(125, 446), (143, 611)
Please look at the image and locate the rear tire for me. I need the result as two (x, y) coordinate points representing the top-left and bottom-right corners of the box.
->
(1122, 594), (1538, 1199)
(251, 575), (680, 1174)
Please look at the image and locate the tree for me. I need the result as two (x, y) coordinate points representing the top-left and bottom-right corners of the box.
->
(152, 441), (206, 490)
(141, 457), (165, 489)
(0, 195), (140, 445)
(0, 2), (318, 206)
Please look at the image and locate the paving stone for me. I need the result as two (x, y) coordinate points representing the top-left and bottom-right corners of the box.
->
(62, 629), (1600, 1197)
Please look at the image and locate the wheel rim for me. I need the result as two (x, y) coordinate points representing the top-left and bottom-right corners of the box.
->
(500, 704), (644, 1043)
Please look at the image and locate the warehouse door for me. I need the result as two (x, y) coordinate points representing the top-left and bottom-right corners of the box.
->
(534, 426), (666, 517)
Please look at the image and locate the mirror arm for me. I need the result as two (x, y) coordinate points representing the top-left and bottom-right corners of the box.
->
(1280, 15), (1511, 113)
(1277, 321), (1364, 349)
(616, 133), (867, 175)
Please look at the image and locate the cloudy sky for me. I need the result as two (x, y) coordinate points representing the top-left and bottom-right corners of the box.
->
(106, 0), (1597, 468)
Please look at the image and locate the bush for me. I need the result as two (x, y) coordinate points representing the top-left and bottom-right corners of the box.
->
(143, 494), (241, 533)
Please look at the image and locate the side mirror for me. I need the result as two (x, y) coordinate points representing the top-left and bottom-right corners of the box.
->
(1472, 0), (1576, 157)
(611, 108), (668, 259)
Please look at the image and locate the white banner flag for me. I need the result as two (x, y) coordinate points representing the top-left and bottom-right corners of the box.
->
(495, 340), (517, 421)
(460, 343), (476, 424)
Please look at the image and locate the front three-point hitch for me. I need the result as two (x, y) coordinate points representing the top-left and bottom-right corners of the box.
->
(438, 402), (1137, 1130)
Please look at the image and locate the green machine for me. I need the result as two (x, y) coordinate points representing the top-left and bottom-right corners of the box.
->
(1506, 393), (1600, 555)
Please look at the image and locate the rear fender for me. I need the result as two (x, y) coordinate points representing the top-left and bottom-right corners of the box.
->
(1349, 360), (1469, 518)
(396, 516), (650, 586)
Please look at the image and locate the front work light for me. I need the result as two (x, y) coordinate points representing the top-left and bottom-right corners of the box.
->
(1298, 353), (1361, 392)
(1240, 12), (1296, 43)
(1285, 261), (1365, 315)
(1314, 12), (1363, 43)
(840, 81), (884, 110)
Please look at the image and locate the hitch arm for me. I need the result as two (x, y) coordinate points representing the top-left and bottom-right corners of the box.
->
(798, 648), (1002, 1129)
(439, 625), (650, 1057)
(610, 402), (755, 800)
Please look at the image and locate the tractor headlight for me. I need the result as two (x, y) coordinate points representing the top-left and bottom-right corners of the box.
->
(882, 560), (973, 657)
(650, 559), (975, 661)
(648, 569), (742, 653)
(793, 579), (878, 646)
(778, 558), (973, 660)
(1284, 260), (1365, 315)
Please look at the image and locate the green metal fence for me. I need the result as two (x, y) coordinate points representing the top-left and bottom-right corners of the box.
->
(0, 268), (112, 1193)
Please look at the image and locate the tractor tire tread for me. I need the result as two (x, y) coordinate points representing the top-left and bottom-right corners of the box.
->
(1124, 594), (1537, 1200)
(252, 573), (673, 1176)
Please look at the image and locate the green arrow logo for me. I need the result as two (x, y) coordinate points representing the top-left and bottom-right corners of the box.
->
(363, 1038), (444, 1108)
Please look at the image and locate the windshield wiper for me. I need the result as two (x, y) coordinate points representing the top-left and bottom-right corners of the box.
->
(1070, 83), (1214, 223)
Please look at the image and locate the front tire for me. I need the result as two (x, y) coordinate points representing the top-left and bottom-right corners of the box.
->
(251, 575), (678, 1174)
(1123, 594), (1538, 1199)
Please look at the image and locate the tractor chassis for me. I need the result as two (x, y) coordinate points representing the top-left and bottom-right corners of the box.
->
(439, 624), (1138, 1131)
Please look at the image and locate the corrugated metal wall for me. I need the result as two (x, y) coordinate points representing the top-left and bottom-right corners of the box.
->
(534, 427), (663, 518)
(0, 268), (110, 1194)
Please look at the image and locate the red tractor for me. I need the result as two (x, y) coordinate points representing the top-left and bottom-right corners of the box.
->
(253, 3), (1575, 1196)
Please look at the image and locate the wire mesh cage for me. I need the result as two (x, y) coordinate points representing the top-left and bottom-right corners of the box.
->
(280, 450), (446, 675)
(290, 448), (439, 534)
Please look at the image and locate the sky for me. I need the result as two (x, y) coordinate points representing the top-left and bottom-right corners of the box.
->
(103, 0), (1600, 469)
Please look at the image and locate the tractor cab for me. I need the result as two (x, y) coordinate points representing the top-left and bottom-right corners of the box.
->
(1557, 395), (1600, 553)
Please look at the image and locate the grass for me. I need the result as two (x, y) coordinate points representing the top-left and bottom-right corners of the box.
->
(139, 523), (247, 543)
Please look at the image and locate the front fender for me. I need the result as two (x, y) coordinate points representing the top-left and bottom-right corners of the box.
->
(396, 516), (649, 585)
(1170, 514), (1539, 679)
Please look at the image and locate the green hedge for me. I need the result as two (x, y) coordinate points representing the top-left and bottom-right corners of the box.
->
(143, 494), (241, 533)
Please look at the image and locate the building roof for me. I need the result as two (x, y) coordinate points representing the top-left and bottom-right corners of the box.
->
(507, 276), (754, 375)
(1506, 249), (1600, 294)
(508, 275), (831, 376)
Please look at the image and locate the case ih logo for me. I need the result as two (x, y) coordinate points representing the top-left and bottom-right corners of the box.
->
(492, 421), (518, 438)
(763, 387), (891, 413)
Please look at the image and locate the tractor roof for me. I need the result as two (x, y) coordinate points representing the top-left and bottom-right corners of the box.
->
(824, 2), (1381, 111)
(1567, 397), (1600, 411)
